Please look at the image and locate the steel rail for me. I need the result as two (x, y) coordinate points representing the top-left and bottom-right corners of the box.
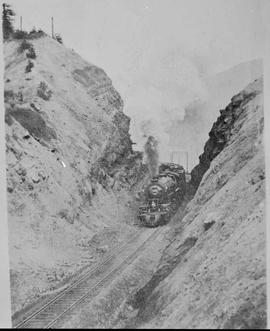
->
(45, 227), (161, 329)
(14, 228), (144, 328)
(14, 227), (160, 329)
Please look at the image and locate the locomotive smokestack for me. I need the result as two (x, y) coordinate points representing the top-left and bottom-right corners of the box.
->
(144, 136), (159, 177)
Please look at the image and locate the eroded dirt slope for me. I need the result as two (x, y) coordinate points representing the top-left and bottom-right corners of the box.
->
(4, 35), (146, 314)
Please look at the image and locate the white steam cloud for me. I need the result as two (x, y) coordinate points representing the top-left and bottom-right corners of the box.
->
(124, 50), (209, 164)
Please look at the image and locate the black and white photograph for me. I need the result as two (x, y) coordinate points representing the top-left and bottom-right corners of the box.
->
(0, 0), (269, 328)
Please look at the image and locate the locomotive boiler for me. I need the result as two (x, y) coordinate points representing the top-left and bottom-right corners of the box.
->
(138, 163), (186, 227)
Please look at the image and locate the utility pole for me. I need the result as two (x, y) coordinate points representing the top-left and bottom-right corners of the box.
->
(51, 16), (54, 38)
(20, 16), (22, 31)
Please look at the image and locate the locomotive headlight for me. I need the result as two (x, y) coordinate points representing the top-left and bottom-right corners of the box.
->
(151, 201), (156, 208)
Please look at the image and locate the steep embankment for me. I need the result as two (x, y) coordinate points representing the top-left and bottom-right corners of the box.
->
(4, 35), (146, 314)
(126, 77), (266, 328)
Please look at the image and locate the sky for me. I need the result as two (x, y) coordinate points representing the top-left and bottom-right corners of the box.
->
(9, 0), (270, 163)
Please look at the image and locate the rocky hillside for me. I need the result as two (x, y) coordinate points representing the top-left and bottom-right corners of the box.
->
(126, 77), (266, 328)
(4, 35), (146, 314)
(190, 76), (263, 189)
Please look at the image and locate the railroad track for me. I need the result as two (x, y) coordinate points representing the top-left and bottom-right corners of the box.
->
(14, 226), (162, 329)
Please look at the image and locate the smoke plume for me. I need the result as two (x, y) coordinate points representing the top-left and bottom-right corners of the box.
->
(144, 135), (159, 177)
(123, 49), (209, 164)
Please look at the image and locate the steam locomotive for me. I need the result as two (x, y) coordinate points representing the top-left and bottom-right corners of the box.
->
(138, 163), (186, 227)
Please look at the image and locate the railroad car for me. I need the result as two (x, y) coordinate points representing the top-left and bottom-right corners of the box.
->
(138, 163), (186, 227)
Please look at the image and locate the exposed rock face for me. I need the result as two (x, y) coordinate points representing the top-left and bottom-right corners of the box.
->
(73, 66), (124, 113)
(190, 77), (263, 189)
(4, 35), (146, 314)
(126, 77), (266, 329)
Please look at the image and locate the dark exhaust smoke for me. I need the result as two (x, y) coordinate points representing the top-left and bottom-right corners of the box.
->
(144, 135), (159, 177)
